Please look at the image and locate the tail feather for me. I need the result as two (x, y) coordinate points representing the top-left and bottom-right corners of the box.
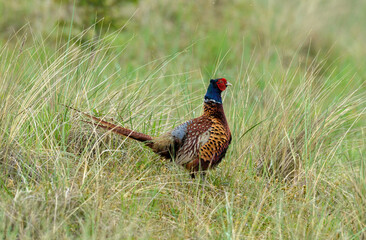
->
(66, 105), (153, 142)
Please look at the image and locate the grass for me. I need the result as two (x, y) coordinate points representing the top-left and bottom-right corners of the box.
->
(0, 0), (365, 239)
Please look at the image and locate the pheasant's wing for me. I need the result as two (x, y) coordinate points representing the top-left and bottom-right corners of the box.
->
(199, 118), (232, 167)
(174, 117), (212, 165)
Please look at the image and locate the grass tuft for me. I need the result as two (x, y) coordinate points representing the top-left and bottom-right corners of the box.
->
(0, 0), (365, 239)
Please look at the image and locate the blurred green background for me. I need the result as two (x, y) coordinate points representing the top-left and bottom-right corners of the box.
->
(0, 0), (365, 239)
(1, 0), (365, 79)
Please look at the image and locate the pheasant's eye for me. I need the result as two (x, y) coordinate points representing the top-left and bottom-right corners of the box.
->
(217, 79), (226, 91)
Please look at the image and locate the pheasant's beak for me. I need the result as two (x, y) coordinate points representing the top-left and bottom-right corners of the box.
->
(226, 82), (232, 87)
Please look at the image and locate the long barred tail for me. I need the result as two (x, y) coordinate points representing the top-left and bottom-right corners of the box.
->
(65, 105), (153, 142)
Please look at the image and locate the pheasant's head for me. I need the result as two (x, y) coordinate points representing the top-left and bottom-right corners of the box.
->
(204, 78), (232, 104)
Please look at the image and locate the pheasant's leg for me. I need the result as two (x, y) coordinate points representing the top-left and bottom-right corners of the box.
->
(186, 158), (200, 179)
(200, 172), (206, 182)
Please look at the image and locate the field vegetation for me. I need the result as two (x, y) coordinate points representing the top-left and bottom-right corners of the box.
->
(0, 0), (365, 239)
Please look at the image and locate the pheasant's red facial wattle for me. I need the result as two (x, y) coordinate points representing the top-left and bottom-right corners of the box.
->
(216, 78), (227, 91)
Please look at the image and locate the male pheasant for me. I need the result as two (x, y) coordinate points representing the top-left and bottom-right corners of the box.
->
(74, 78), (232, 178)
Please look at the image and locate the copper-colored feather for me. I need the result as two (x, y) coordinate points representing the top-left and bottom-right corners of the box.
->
(66, 106), (152, 142)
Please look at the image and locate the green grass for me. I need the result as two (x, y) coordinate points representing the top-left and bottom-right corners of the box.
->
(0, 0), (365, 239)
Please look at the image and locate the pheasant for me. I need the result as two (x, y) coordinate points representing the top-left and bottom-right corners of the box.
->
(72, 78), (232, 178)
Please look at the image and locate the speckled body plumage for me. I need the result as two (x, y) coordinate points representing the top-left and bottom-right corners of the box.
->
(75, 78), (232, 177)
